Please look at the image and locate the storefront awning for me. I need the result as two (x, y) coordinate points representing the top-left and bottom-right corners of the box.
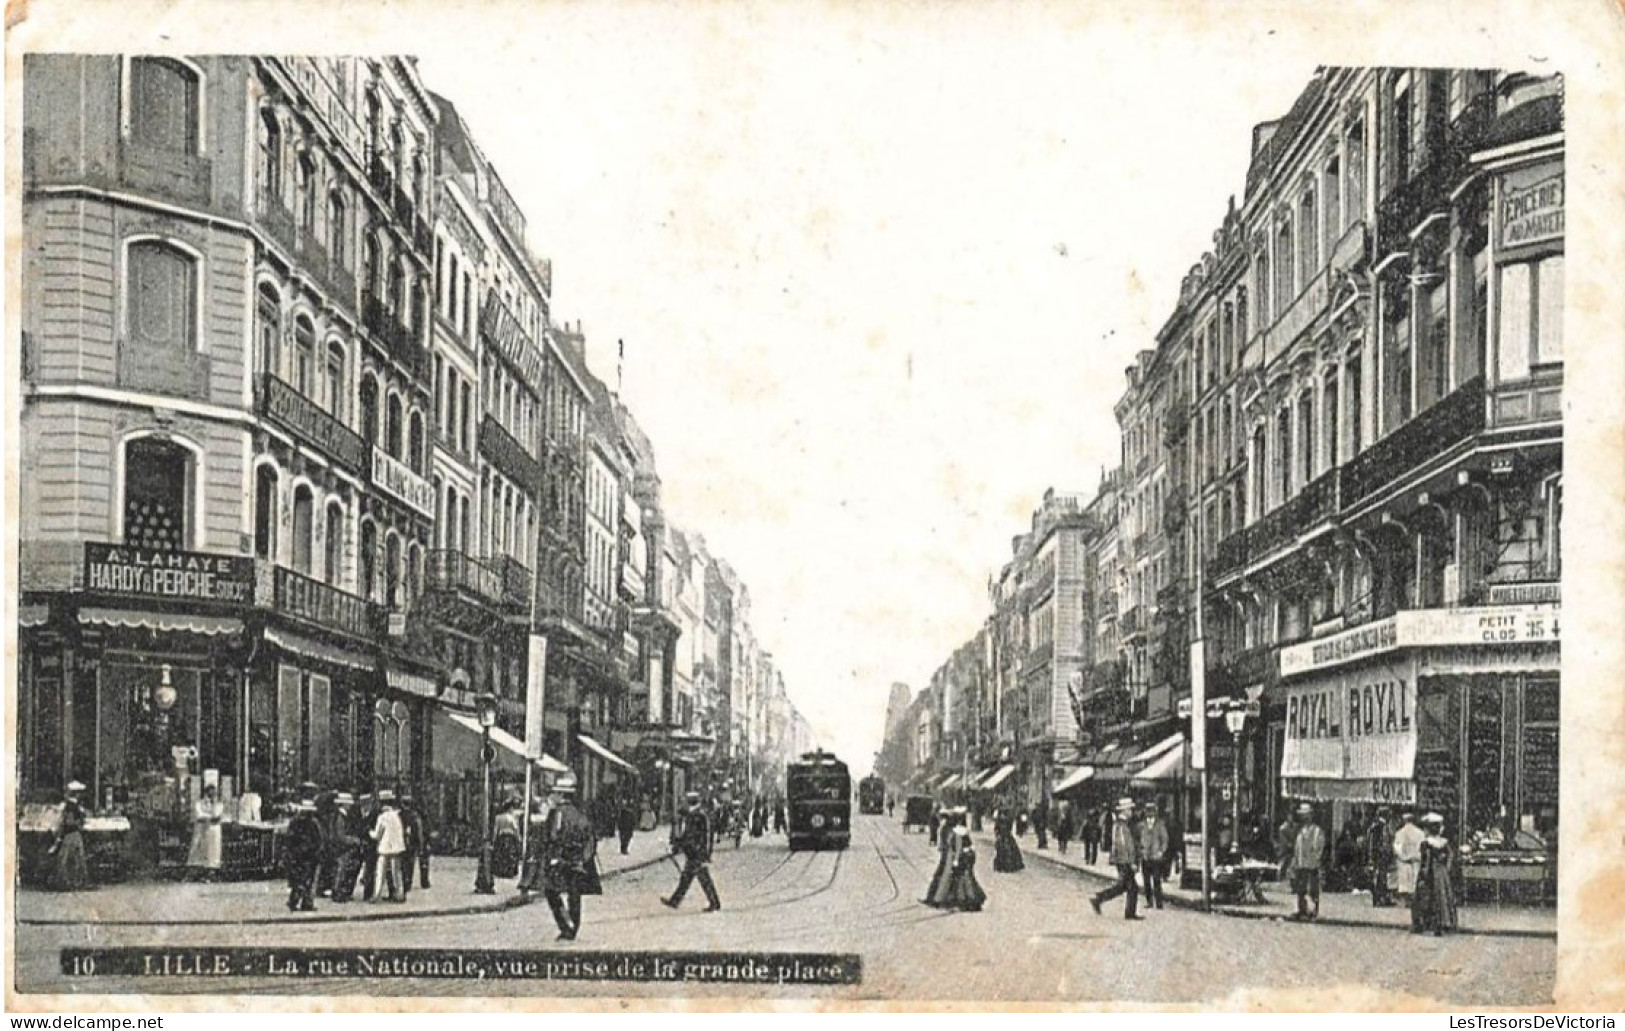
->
(266, 626), (377, 671)
(440, 710), (569, 774)
(1124, 732), (1185, 771)
(1053, 765), (1096, 794)
(18, 603), (50, 628)
(979, 764), (1016, 791)
(79, 607), (243, 636)
(386, 668), (439, 698)
(576, 733), (636, 772)
(1130, 743), (1186, 786)
(939, 774), (964, 790)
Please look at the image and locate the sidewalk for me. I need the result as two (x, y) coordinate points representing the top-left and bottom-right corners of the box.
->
(968, 829), (1555, 940)
(15, 829), (675, 927)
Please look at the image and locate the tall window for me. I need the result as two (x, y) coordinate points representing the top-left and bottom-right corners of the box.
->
(359, 375), (379, 445)
(1392, 76), (1414, 183)
(255, 283), (280, 375)
(1297, 393), (1314, 485)
(359, 520), (378, 600)
(1346, 119), (1366, 220)
(1346, 352), (1364, 456)
(1275, 410), (1292, 504)
(1384, 304), (1413, 432)
(1322, 375), (1340, 469)
(127, 241), (197, 353)
(1497, 257), (1564, 382)
(1323, 156), (1342, 248)
(129, 58), (199, 153)
(296, 153), (317, 233)
(386, 394), (404, 459)
(1419, 278), (1450, 409)
(254, 465), (278, 560)
(293, 316), (315, 396)
(1274, 218), (1295, 309)
(328, 190), (348, 267)
(291, 485), (315, 575)
(1299, 188), (1319, 284)
(362, 236), (379, 299)
(459, 381), (473, 454)
(324, 501), (345, 585)
(258, 109), (283, 207)
(384, 533), (403, 609)
(1255, 250), (1271, 326)
(408, 412), (425, 473)
(325, 342), (346, 420)
(123, 437), (191, 551)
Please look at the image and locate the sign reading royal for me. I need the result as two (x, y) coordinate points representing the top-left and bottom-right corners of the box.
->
(371, 447), (435, 517)
(1279, 604), (1560, 677)
(1281, 660), (1417, 803)
(84, 544), (255, 605)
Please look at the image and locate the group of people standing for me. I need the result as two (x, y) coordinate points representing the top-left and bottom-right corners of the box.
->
(923, 806), (986, 911)
(1352, 807), (1459, 935)
(1086, 797), (1174, 919)
(282, 783), (431, 911)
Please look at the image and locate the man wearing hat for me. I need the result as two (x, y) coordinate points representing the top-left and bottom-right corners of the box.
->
(1137, 800), (1170, 909)
(1392, 810), (1425, 903)
(1089, 798), (1143, 920)
(285, 784), (327, 912)
(662, 790), (722, 912)
(1365, 807), (1397, 907)
(369, 789), (408, 902)
(539, 772), (601, 940)
(1289, 802), (1327, 920)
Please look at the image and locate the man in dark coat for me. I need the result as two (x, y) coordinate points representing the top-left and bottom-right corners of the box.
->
(1080, 805), (1103, 865)
(285, 788), (326, 912)
(541, 774), (601, 940)
(1089, 798), (1143, 920)
(1031, 798), (1050, 850)
(616, 790), (639, 855)
(398, 788), (427, 897)
(662, 790), (721, 912)
(1366, 807), (1396, 907)
(329, 793), (366, 903)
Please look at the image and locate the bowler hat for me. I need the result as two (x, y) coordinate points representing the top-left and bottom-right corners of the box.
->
(1295, 802), (1314, 815)
(553, 773), (579, 795)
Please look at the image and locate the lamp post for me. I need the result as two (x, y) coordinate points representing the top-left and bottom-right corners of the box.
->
(473, 690), (498, 895)
(1224, 704), (1248, 857)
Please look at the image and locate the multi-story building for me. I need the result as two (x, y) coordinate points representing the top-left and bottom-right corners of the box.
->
(1184, 67), (1563, 844)
(17, 56), (443, 816)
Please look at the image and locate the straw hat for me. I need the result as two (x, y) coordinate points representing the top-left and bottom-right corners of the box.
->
(553, 772), (579, 795)
(1295, 802), (1314, 816)
(1421, 812), (1444, 826)
(66, 780), (87, 793)
(1114, 797), (1136, 813)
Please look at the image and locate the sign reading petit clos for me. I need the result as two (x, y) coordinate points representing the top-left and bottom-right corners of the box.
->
(84, 544), (255, 604)
(1279, 604), (1560, 677)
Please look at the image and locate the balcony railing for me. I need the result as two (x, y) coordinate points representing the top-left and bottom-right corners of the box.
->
(256, 373), (368, 476)
(1121, 605), (1143, 636)
(426, 550), (504, 606)
(1341, 378), (1485, 505)
(272, 565), (374, 639)
(478, 414), (545, 495)
(1208, 642), (1278, 693)
(361, 292), (428, 378)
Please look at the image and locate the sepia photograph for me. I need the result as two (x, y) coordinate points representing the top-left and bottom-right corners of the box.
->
(5, 0), (1623, 1014)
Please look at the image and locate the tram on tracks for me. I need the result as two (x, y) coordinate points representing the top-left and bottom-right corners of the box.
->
(785, 751), (852, 851)
(857, 775), (886, 815)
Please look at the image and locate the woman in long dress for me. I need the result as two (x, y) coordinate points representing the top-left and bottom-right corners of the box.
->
(186, 784), (226, 881)
(922, 809), (958, 906)
(992, 806), (1025, 873)
(50, 782), (91, 891)
(1411, 813), (1459, 935)
(942, 825), (987, 912)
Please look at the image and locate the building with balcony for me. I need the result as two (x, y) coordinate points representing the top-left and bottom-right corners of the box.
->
(1180, 67), (1562, 846)
(17, 55), (442, 820)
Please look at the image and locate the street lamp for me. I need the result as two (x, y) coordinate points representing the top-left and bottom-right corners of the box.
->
(473, 690), (498, 895)
(1223, 704), (1249, 858)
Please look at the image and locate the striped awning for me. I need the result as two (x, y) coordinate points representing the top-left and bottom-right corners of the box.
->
(576, 733), (636, 772)
(1053, 765), (1096, 794)
(79, 607), (243, 636)
(1124, 732), (1185, 771)
(266, 626), (377, 671)
(979, 764), (1016, 791)
(1130, 743), (1186, 786)
(442, 711), (569, 774)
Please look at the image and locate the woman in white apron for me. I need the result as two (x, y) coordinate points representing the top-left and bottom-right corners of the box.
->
(186, 784), (226, 880)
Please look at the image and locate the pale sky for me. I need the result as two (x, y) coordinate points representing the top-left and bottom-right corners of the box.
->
(413, 8), (1319, 767)
(411, 10), (1319, 768)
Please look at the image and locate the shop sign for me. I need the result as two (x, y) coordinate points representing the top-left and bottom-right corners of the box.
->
(84, 543), (255, 605)
(1497, 164), (1564, 253)
(1487, 582), (1560, 606)
(1280, 605), (1560, 677)
(371, 447), (435, 517)
(1282, 776), (1416, 804)
(1281, 659), (1417, 789)
(386, 669), (438, 698)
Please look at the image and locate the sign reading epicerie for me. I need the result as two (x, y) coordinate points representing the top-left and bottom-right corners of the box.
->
(1279, 604), (1560, 678)
(84, 543), (255, 604)
(1497, 163), (1564, 253)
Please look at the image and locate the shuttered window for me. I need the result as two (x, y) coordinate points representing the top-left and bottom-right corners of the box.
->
(130, 58), (199, 152)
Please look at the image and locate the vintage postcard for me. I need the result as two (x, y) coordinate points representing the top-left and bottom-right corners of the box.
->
(5, 0), (1624, 1013)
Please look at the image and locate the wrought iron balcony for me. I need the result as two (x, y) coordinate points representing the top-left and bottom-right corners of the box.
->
(493, 553), (533, 614)
(1341, 377), (1485, 506)
(361, 292), (427, 378)
(1121, 605), (1143, 636)
(478, 415), (545, 495)
(426, 549), (504, 606)
(256, 373), (368, 476)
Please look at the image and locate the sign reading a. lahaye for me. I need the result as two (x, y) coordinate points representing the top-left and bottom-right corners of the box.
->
(84, 544), (255, 604)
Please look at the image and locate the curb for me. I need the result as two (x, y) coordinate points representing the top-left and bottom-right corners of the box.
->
(16, 851), (673, 929)
(991, 837), (1556, 941)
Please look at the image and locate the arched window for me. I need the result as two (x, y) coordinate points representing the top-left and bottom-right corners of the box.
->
(384, 532), (403, 609)
(359, 520), (378, 600)
(408, 411), (425, 473)
(325, 341), (346, 420)
(129, 58), (200, 153)
(127, 240), (197, 353)
(255, 283), (280, 376)
(327, 189), (347, 267)
(359, 374), (379, 446)
(291, 484), (315, 574)
(253, 464), (278, 560)
(362, 234), (380, 299)
(324, 500), (345, 585)
(124, 436), (192, 551)
(1255, 248), (1271, 326)
(293, 315), (316, 395)
(386, 393), (404, 459)
(406, 542), (422, 604)
(257, 108), (283, 208)
(296, 152), (317, 233)
(389, 260), (408, 320)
